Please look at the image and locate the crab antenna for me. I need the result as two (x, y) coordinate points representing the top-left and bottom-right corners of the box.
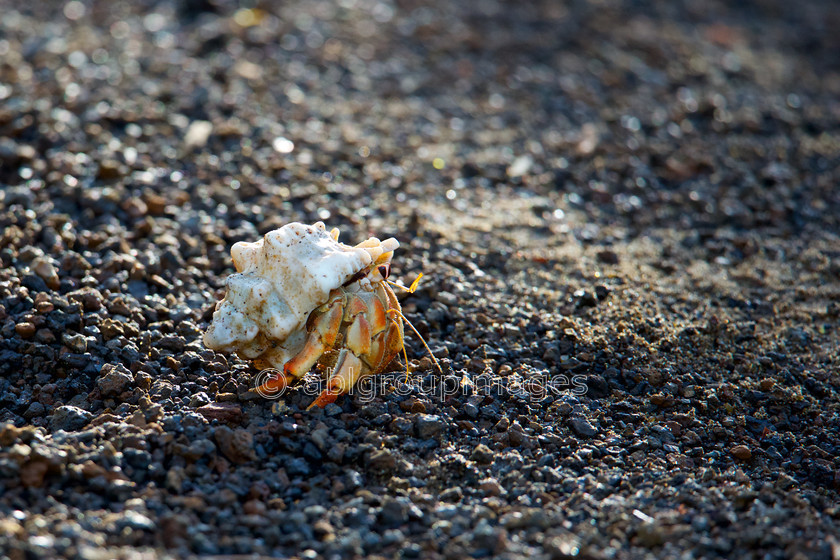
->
(387, 307), (444, 374)
(386, 281), (412, 293)
(408, 273), (423, 293)
(387, 273), (424, 294)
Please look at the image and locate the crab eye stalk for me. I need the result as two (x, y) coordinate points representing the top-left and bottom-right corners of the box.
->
(378, 264), (390, 279)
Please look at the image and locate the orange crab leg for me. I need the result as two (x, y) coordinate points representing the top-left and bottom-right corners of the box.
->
(287, 298), (344, 376)
(255, 370), (293, 397)
(257, 296), (344, 397)
(307, 351), (364, 409)
(345, 314), (372, 356)
(283, 333), (327, 376)
(307, 387), (341, 409)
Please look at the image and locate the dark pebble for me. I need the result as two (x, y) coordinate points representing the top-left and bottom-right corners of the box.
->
(379, 497), (410, 528)
(470, 444), (495, 464)
(365, 449), (397, 472)
(22, 274), (49, 293)
(96, 364), (134, 397)
(569, 418), (598, 438)
(415, 414), (446, 438)
(50, 405), (93, 432)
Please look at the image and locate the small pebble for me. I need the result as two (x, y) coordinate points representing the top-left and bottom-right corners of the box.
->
(569, 418), (598, 437)
(97, 364), (133, 396)
(50, 406), (93, 431)
(15, 322), (36, 338)
(730, 445), (752, 460)
(470, 444), (495, 464)
(415, 414), (446, 438)
(215, 426), (257, 464)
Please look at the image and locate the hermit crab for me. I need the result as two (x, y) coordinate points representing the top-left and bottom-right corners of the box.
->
(203, 221), (436, 409)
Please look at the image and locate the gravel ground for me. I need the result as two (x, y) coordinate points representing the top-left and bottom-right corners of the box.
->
(2, 0), (839, 558)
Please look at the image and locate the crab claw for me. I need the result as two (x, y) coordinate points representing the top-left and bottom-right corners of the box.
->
(306, 387), (341, 410)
